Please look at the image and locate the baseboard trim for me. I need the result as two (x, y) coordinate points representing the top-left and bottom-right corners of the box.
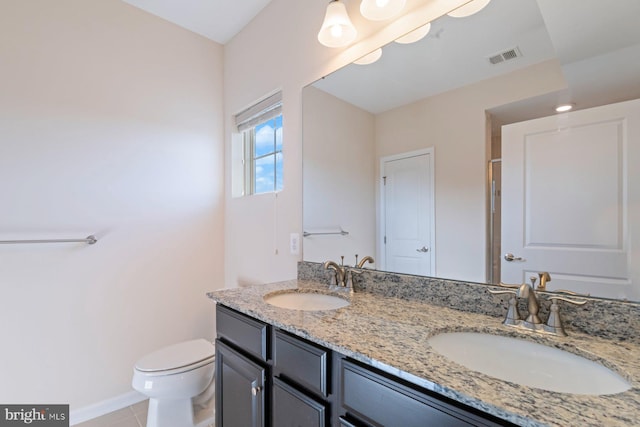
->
(70, 390), (147, 425)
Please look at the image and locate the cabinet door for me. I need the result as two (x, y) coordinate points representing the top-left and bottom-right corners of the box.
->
(273, 377), (327, 427)
(216, 340), (266, 427)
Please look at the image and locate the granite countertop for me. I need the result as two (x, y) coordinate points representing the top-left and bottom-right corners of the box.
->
(207, 279), (639, 427)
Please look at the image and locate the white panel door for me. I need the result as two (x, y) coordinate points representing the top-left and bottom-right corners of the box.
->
(381, 150), (434, 276)
(501, 99), (640, 299)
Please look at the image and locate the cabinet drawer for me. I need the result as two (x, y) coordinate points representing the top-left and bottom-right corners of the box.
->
(273, 377), (327, 427)
(216, 305), (268, 362)
(274, 329), (329, 397)
(341, 359), (505, 427)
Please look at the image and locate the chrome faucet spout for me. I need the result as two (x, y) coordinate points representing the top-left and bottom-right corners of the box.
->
(518, 283), (542, 325)
(323, 260), (347, 287)
(356, 256), (375, 269)
(538, 272), (551, 290)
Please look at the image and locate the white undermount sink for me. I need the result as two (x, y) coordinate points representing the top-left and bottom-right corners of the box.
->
(428, 332), (631, 395)
(264, 291), (350, 311)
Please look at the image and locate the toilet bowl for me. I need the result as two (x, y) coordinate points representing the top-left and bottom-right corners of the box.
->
(132, 339), (215, 427)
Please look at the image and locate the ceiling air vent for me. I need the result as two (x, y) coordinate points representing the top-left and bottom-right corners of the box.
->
(487, 47), (522, 65)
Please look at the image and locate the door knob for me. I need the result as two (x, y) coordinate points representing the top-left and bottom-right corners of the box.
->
(251, 386), (262, 396)
(416, 246), (429, 253)
(504, 253), (523, 262)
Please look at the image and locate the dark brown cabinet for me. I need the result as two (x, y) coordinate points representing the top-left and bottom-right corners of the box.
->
(215, 305), (269, 427)
(339, 359), (508, 427)
(273, 329), (330, 397)
(215, 304), (516, 427)
(272, 329), (333, 427)
(215, 340), (266, 427)
(273, 377), (327, 427)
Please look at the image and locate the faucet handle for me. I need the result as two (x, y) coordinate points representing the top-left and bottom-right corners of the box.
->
(496, 281), (522, 289)
(544, 295), (587, 336)
(488, 288), (521, 326)
(488, 288), (517, 296)
(548, 295), (588, 305)
(553, 289), (591, 297)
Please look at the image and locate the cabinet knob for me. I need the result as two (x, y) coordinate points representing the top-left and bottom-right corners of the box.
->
(251, 386), (262, 396)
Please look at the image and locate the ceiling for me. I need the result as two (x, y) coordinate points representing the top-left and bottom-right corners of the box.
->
(121, 0), (272, 44)
(123, 0), (640, 125)
(312, 0), (640, 125)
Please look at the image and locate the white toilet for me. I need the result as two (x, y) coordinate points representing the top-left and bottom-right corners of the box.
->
(132, 339), (216, 427)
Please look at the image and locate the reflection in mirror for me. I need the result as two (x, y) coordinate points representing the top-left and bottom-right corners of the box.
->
(302, 0), (640, 301)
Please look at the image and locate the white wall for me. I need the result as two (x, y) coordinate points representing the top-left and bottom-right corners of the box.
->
(0, 0), (224, 412)
(302, 87), (376, 265)
(222, 0), (468, 287)
(223, 0), (338, 287)
(375, 60), (566, 282)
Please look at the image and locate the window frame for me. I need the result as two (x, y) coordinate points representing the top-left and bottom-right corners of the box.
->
(234, 91), (283, 197)
(243, 115), (283, 195)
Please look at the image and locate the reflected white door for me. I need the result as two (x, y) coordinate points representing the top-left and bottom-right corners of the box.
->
(381, 149), (434, 275)
(501, 99), (640, 299)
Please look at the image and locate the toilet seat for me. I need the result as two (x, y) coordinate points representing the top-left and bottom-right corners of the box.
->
(135, 339), (215, 375)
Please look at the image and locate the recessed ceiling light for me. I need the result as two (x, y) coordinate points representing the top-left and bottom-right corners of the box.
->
(555, 104), (574, 113)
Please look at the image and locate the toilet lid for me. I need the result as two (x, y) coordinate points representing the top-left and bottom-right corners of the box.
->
(135, 339), (215, 372)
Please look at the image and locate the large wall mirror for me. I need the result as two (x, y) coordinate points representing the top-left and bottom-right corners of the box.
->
(302, 0), (640, 301)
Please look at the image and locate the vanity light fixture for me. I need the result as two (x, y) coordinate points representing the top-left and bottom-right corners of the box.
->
(353, 48), (383, 65)
(555, 104), (574, 113)
(360, 0), (406, 21)
(394, 22), (431, 44)
(318, 0), (358, 48)
(447, 0), (491, 18)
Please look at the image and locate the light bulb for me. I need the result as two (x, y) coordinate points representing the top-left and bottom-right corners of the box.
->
(360, 0), (406, 21)
(318, 1), (357, 48)
(555, 104), (574, 113)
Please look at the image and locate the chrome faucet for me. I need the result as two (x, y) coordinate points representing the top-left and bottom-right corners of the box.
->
(518, 279), (542, 326)
(489, 280), (588, 336)
(489, 281), (543, 331)
(323, 260), (347, 287)
(324, 255), (375, 290)
(537, 272), (551, 291)
(355, 255), (375, 269)
(349, 255), (375, 290)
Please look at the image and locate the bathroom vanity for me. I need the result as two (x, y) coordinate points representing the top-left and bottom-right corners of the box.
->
(208, 268), (639, 427)
(214, 304), (509, 427)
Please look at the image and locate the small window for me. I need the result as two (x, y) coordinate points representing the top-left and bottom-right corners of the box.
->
(244, 114), (283, 194)
(235, 92), (283, 196)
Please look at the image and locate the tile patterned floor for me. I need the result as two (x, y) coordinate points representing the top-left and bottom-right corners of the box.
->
(75, 399), (214, 427)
